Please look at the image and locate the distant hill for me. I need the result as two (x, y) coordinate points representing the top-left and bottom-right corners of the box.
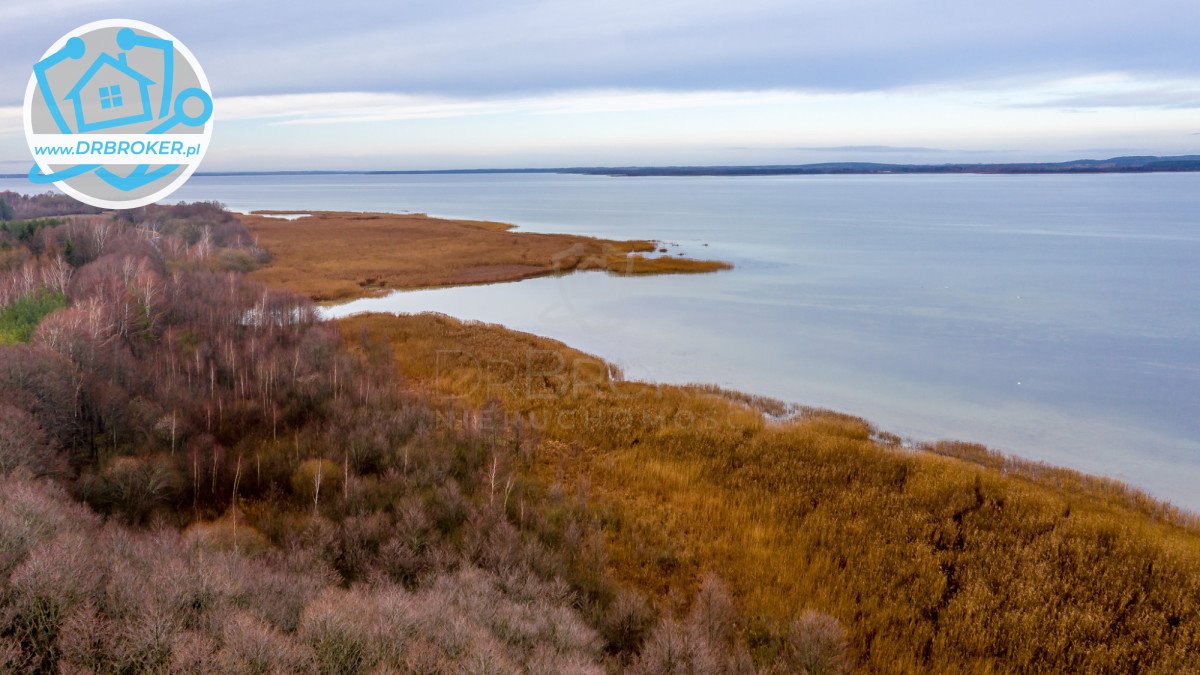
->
(190, 154), (1200, 177)
(6, 155), (1200, 180)
(558, 155), (1200, 176)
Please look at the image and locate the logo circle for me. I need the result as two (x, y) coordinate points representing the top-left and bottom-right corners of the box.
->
(23, 19), (213, 209)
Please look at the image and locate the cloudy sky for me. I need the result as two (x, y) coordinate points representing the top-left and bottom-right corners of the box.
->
(2, 0), (1199, 170)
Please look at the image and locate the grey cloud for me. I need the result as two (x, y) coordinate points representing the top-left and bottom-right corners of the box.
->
(1070, 147), (1148, 152)
(0, 0), (1198, 105)
(791, 145), (947, 153)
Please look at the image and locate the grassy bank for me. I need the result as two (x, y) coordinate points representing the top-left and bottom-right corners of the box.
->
(339, 311), (1200, 672)
(239, 211), (731, 302)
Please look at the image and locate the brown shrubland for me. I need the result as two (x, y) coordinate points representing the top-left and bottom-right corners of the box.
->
(340, 311), (1200, 673)
(239, 210), (731, 302)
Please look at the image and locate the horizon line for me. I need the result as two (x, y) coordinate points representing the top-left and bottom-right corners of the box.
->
(3, 153), (1200, 181)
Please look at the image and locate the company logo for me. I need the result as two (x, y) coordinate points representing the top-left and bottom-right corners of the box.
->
(23, 19), (213, 209)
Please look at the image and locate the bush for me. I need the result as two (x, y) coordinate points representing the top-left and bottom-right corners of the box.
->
(0, 290), (67, 344)
(184, 518), (271, 556)
(627, 574), (751, 675)
(76, 456), (180, 524)
(0, 405), (66, 477)
(430, 480), (469, 534)
(291, 459), (342, 508)
(0, 476), (344, 672)
(0, 191), (100, 219)
(0, 345), (78, 451)
(777, 611), (851, 675)
(299, 591), (369, 674)
(688, 574), (737, 647)
(5, 531), (101, 670)
(298, 567), (603, 673)
(0, 475), (95, 576)
(601, 589), (656, 658)
(630, 619), (720, 675)
(218, 611), (315, 673)
(213, 248), (265, 273)
(0, 218), (64, 245)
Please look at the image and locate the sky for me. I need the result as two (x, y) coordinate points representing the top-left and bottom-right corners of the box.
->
(1, 0), (1199, 170)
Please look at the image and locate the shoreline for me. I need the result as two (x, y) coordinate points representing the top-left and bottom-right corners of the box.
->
(239, 207), (1196, 517)
(339, 308), (1198, 523)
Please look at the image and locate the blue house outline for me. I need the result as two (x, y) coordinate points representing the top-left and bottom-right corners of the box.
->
(63, 52), (155, 132)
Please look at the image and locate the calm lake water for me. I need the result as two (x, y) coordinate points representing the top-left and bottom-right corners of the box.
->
(4, 172), (1198, 509)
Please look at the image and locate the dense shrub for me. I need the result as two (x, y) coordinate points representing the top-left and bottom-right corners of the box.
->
(290, 459), (341, 508)
(0, 474), (619, 673)
(0, 192), (101, 220)
(0, 291), (66, 345)
(0, 406), (65, 477)
(778, 611), (851, 675)
(602, 589), (657, 658)
(75, 456), (180, 524)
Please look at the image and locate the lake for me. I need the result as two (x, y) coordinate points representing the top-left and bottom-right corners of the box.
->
(3, 171), (1198, 508)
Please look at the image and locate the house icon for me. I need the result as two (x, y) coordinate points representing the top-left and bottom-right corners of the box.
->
(64, 52), (155, 133)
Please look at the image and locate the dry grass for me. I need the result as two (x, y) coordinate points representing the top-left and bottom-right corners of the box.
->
(240, 211), (730, 302)
(339, 312), (1200, 673)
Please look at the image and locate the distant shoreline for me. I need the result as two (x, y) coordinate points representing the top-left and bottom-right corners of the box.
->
(5, 153), (1199, 180)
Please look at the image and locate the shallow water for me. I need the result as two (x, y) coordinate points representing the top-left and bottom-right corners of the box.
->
(3, 171), (1197, 508)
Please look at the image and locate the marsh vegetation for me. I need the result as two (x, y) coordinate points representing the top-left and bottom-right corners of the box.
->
(239, 210), (730, 302)
(340, 311), (1200, 672)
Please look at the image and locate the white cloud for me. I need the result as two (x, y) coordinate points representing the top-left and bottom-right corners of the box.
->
(215, 89), (827, 126)
(0, 107), (23, 135)
(7, 75), (1200, 170)
(1000, 73), (1200, 110)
